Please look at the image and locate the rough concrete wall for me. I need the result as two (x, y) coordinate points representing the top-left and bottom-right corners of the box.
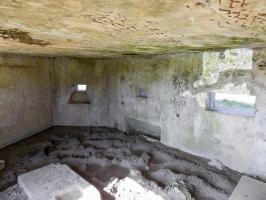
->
(1, 49), (266, 178)
(53, 58), (110, 126)
(0, 54), (54, 149)
(106, 49), (266, 177)
(106, 53), (202, 138)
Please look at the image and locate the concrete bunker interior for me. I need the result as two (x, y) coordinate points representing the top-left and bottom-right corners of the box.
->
(0, 1), (266, 200)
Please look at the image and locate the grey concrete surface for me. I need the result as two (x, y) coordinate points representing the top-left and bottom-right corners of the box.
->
(1, 48), (266, 179)
(53, 58), (109, 127)
(18, 164), (101, 200)
(229, 176), (266, 200)
(0, 54), (54, 149)
(0, 126), (241, 200)
(105, 48), (266, 177)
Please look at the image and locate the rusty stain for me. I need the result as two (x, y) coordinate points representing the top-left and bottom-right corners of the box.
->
(82, 12), (177, 42)
(83, 14), (141, 33)
(196, 2), (205, 6)
(258, 61), (266, 70)
(0, 28), (50, 47)
(240, 0), (247, 7)
(219, 8), (231, 14)
(218, 0), (265, 27)
(258, 13), (266, 17)
(218, 21), (226, 28)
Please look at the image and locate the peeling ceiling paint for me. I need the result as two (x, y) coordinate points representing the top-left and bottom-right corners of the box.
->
(0, 0), (265, 57)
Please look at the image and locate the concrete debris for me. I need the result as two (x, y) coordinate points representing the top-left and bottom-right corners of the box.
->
(208, 159), (223, 170)
(0, 127), (242, 200)
(0, 185), (27, 200)
(229, 176), (266, 200)
(18, 164), (101, 200)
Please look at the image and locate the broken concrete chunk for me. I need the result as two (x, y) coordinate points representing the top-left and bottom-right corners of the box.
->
(0, 160), (5, 170)
(18, 164), (101, 200)
(208, 159), (223, 170)
(229, 176), (266, 200)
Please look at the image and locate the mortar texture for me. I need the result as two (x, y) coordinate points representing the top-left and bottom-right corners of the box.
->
(0, 54), (54, 149)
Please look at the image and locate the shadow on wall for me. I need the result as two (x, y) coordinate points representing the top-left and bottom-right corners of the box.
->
(125, 117), (161, 140)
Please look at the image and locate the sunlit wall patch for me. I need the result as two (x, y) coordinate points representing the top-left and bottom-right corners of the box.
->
(207, 92), (256, 117)
(194, 48), (253, 87)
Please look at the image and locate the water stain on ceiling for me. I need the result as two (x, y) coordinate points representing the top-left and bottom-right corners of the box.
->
(0, 28), (50, 47)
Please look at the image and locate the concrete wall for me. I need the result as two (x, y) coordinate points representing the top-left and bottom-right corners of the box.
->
(53, 58), (110, 126)
(0, 55), (111, 149)
(0, 54), (54, 148)
(105, 53), (203, 138)
(1, 48), (266, 178)
(105, 49), (266, 177)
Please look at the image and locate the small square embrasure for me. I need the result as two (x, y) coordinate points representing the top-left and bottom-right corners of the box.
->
(74, 84), (87, 92)
(136, 88), (148, 98)
(69, 84), (90, 104)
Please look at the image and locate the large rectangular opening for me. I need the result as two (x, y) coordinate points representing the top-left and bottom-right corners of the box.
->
(208, 92), (256, 117)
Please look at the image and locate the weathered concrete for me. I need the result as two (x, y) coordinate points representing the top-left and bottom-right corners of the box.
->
(0, 54), (54, 149)
(53, 58), (109, 126)
(0, 1), (265, 57)
(48, 48), (266, 177)
(0, 127), (241, 200)
(229, 176), (266, 200)
(18, 164), (101, 200)
(104, 48), (266, 177)
(1, 48), (266, 179)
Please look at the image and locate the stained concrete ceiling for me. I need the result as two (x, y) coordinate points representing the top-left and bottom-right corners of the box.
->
(0, 0), (265, 57)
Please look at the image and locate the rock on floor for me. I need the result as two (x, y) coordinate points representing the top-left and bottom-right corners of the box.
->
(0, 184), (27, 200)
(0, 126), (243, 200)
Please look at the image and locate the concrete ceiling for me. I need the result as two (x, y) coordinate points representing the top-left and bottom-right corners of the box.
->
(0, 0), (265, 57)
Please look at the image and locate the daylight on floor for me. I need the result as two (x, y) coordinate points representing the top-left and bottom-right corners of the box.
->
(0, 0), (266, 200)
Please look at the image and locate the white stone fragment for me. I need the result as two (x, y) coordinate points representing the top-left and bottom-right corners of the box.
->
(104, 177), (164, 200)
(18, 164), (101, 200)
(208, 159), (223, 170)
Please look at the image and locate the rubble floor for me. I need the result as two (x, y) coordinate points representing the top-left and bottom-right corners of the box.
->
(0, 126), (243, 200)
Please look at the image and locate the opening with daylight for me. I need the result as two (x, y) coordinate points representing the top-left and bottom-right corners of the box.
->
(208, 92), (256, 117)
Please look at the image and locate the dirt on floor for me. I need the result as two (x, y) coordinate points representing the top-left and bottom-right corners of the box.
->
(0, 126), (243, 200)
